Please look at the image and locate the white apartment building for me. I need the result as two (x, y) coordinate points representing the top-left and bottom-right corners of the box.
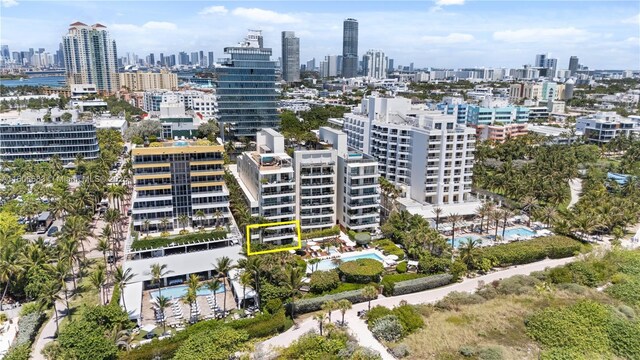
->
(119, 71), (178, 91)
(319, 127), (380, 233)
(235, 129), (297, 245)
(363, 49), (388, 79)
(143, 90), (217, 118)
(576, 112), (637, 144)
(293, 149), (338, 232)
(343, 96), (476, 207)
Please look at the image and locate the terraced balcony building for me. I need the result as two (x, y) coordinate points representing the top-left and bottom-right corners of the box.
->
(131, 140), (230, 233)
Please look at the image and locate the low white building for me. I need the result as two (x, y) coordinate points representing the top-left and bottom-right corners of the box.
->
(94, 116), (128, 135)
(576, 112), (637, 144)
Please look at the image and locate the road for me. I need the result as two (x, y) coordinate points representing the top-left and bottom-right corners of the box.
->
(256, 256), (576, 359)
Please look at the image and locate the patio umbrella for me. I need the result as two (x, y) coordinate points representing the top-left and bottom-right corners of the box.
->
(387, 254), (399, 261)
(141, 324), (156, 333)
(310, 245), (321, 251)
(307, 241), (318, 246)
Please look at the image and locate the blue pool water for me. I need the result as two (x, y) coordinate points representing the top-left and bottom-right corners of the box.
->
(311, 252), (385, 272)
(502, 227), (536, 240)
(150, 284), (224, 300)
(451, 235), (484, 248)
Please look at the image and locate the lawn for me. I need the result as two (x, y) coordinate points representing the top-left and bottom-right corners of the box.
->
(303, 282), (376, 298)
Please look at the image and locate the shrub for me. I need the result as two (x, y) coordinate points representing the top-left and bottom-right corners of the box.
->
(130, 230), (228, 250)
(391, 274), (453, 296)
(301, 225), (340, 240)
(478, 346), (504, 360)
(374, 239), (405, 258)
(260, 282), (291, 304)
(371, 315), (404, 342)
(616, 304), (636, 320)
(450, 259), (468, 281)
(605, 278), (640, 306)
(396, 261), (408, 273)
(309, 270), (340, 294)
(160, 231), (170, 237)
(264, 299), (283, 314)
(338, 258), (384, 283)
(3, 344), (31, 360)
(19, 302), (42, 316)
(227, 309), (288, 338)
(366, 306), (393, 327)
(381, 273), (425, 296)
(436, 291), (486, 310)
(58, 319), (118, 360)
(495, 275), (541, 295)
(0, 313), (6, 323)
(477, 236), (584, 267)
(607, 316), (640, 360)
(459, 345), (477, 357)
(418, 254), (450, 274)
(173, 326), (248, 360)
(391, 344), (410, 358)
(110, 283), (121, 306)
(14, 312), (45, 346)
(556, 283), (588, 295)
(392, 305), (424, 333)
(294, 289), (370, 315)
(279, 331), (348, 359)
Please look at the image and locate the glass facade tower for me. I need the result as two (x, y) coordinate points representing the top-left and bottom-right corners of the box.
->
(342, 18), (359, 78)
(216, 31), (279, 140)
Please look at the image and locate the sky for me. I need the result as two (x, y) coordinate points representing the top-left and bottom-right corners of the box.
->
(1, 0), (639, 69)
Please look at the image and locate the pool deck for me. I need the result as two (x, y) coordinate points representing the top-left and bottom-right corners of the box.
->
(306, 248), (392, 273)
(447, 225), (541, 249)
(140, 279), (237, 326)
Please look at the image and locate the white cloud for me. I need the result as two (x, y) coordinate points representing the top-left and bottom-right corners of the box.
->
(142, 21), (177, 31)
(1, 0), (18, 8)
(199, 5), (228, 16)
(231, 7), (300, 24)
(435, 0), (465, 6)
(493, 27), (590, 43)
(622, 13), (640, 24)
(421, 33), (474, 44)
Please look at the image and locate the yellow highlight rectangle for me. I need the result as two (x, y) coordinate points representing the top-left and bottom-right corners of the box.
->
(246, 220), (302, 256)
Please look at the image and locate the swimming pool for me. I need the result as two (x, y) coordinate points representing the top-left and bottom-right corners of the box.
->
(451, 235), (484, 248)
(502, 227), (536, 240)
(309, 252), (386, 272)
(150, 283), (225, 300)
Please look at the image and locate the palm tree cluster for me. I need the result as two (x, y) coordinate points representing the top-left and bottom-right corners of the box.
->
(553, 168), (640, 239)
(379, 177), (400, 223)
(473, 136), (604, 206)
(381, 210), (449, 260)
(0, 128), (131, 318)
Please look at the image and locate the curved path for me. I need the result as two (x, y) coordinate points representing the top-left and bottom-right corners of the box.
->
(568, 178), (583, 208)
(256, 256), (576, 359)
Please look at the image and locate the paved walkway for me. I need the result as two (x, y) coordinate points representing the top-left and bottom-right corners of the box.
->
(568, 178), (582, 208)
(256, 256), (576, 359)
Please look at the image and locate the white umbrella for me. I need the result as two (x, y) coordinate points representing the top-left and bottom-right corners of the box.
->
(141, 324), (156, 333)
(387, 254), (399, 261)
(288, 249), (296, 254)
(310, 245), (321, 251)
(307, 241), (318, 246)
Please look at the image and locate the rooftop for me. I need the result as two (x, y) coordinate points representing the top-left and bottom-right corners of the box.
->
(246, 151), (292, 171)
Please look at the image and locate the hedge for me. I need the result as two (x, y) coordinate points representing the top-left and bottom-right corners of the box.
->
(227, 309), (289, 338)
(110, 283), (121, 306)
(396, 261), (408, 274)
(338, 258), (384, 283)
(391, 274), (453, 296)
(381, 273), (426, 296)
(293, 289), (371, 315)
(477, 236), (584, 267)
(309, 270), (340, 294)
(301, 226), (340, 240)
(374, 239), (406, 258)
(14, 312), (46, 346)
(130, 230), (228, 250)
(2, 344), (31, 360)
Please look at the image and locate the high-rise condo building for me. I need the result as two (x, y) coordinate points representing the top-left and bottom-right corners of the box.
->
(535, 54), (547, 68)
(208, 51), (214, 67)
(179, 52), (189, 65)
(362, 49), (388, 79)
(130, 140), (230, 233)
(62, 22), (119, 93)
(199, 50), (204, 66)
(119, 71), (178, 91)
(190, 52), (199, 65)
(569, 56), (579, 76)
(545, 58), (558, 74)
(281, 31), (300, 83)
(148, 53), (155, 67)
(306, 58), (316, 72)
(342, 18), (359, 78)
(216, 30), (279, 140)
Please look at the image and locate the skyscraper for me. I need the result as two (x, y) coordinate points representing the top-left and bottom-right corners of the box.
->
(342, 18), (358, 78)
(190, 52), (199, 65)
(362, 49), (388, 79)
(545, 58), (557, 74)
(179, 52), (189, 65)
(62, 22), (119, 92)
(535, 54), (547, 68)
(388, 58), (394, 73)
(208, 51), (214, 67)
(306, 58), (316, 71)
(216, 30), (279, 140)
(159, 52), (164, 66)
(1, 45), (9, 60)
(199, 50), (205, 66)
(148, 53), (155, 67)
(569, 56), (579, 76)
(281, 31), (300, 83)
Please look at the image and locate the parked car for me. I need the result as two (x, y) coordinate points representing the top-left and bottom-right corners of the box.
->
(107, 251), (116, 264)
(47, 226), (59, 237)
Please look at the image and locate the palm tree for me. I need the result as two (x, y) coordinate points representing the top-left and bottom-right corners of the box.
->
(115, 330), (134, 352)
(59, 237), (81, 291)
(490, 209), (502, 240)
(281, 265), (304, 324)
(195, 210), (206, 229)
(39, 285), (63, 335)
(448, 213), (463, 251)
(178, 214), (190, 231)
(434, 207), (443, 231)
(240, 272), (252, 309)
(62, 215), (89, 260)
(95, 238), (110, 268)
(459, 238), (481, 269)
(539, 205), (558, 229)
(143, 218), (151, 236)
(182, 289), (198, 323)
(89, 265), (107, 305)
(0, 249), (22, 311)
(156, 295), (171, 334)
(114, 266), (136, 312)
(308, 258), (321, 273)
(362, 285), (378, 312)
(214, 210), (223, 228)
(213, 256), (234, 316)
(49, 260), (71, 316)
(149, 263), (171, 300)
(501, 209), (513, 239)
(205, 278), (222, 309)
(322, 299), (338, 323)
(337, 299), (352, 326)
(160, 218), (170, 233)
(520, 196), (538, 226)
(313, 312), (327, 336)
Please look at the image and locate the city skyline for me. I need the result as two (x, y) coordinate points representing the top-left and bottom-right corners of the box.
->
(1, 1), (638, 70)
